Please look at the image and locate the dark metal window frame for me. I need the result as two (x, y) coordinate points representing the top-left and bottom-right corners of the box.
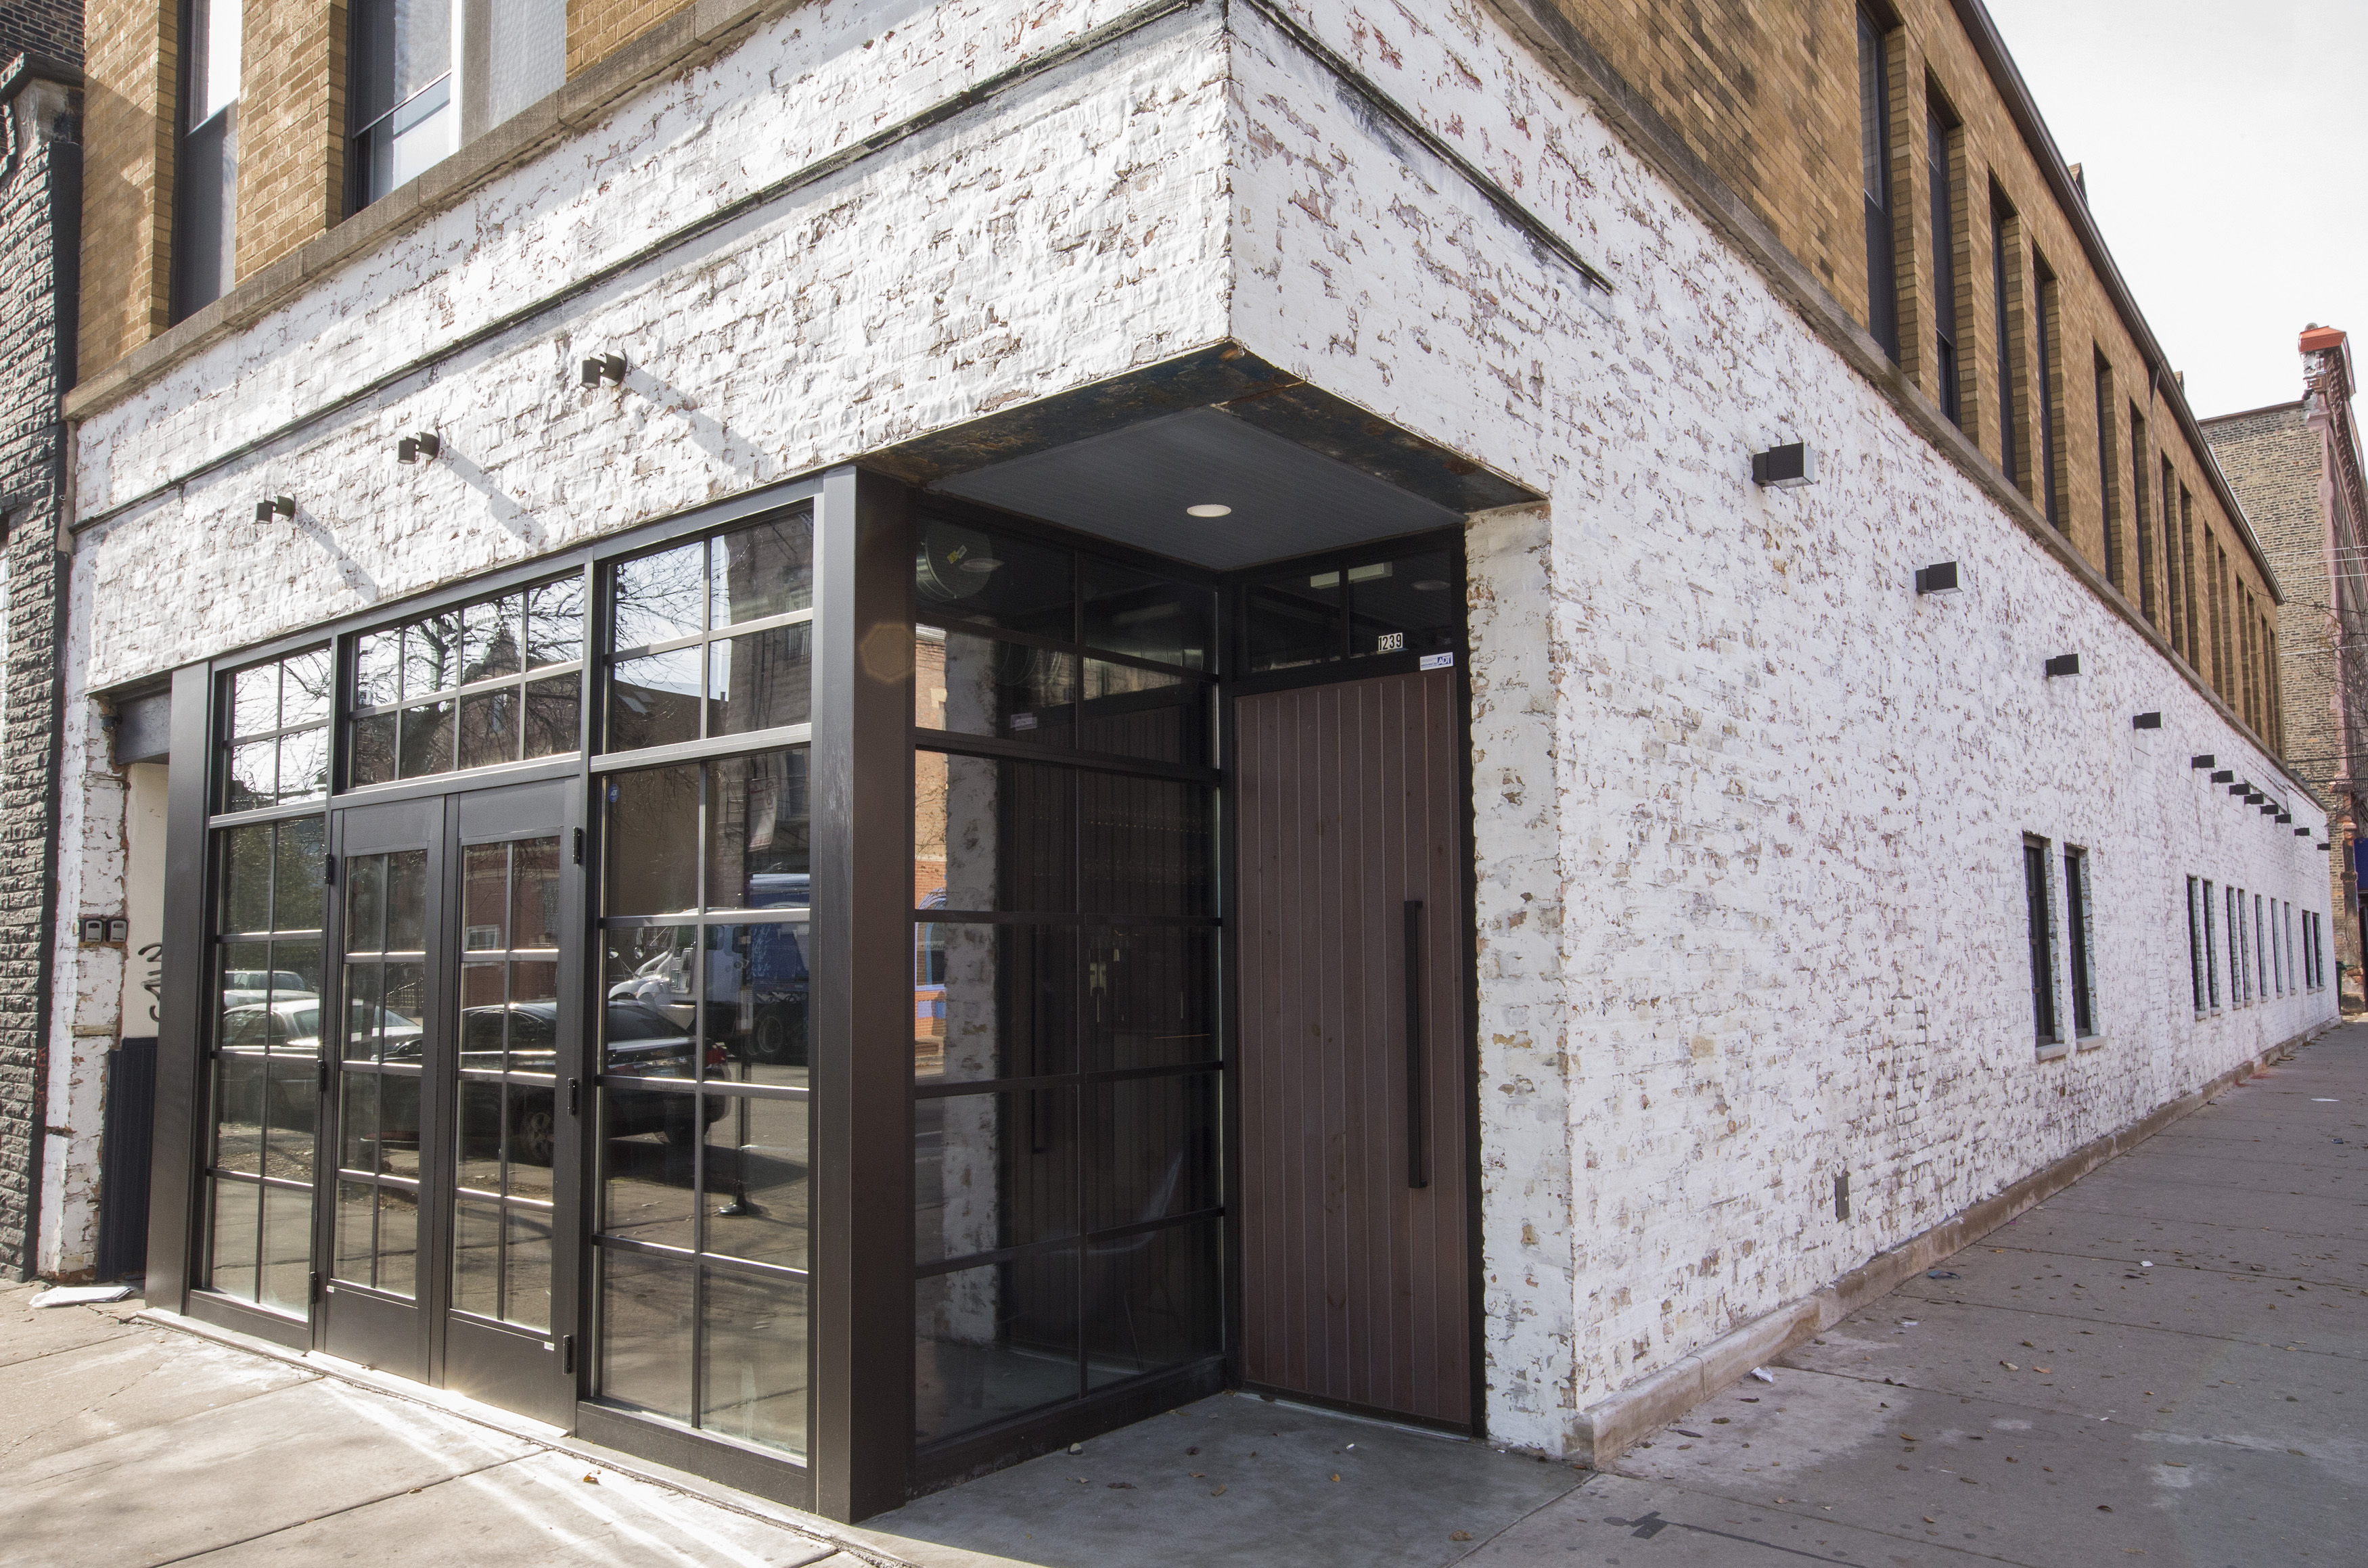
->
(154, 469), (859, 1511)
(152, 466), (1488, 1519)
(2032, 252), (2062, 530)
(1991, 185), (2021, 494)
(1926, 93), (1961, 426)
(2062, 846), (2094, 1038)
(2023, 835), (2056, 1045)
(1857, 5), (1900, 363)
(901, 493), (1233, 1485)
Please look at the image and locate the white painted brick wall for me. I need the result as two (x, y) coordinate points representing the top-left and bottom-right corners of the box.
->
(55, 0), (2335, 1452)
(76, 0), (1233, 689)
(1224, 0), (2335, 1454)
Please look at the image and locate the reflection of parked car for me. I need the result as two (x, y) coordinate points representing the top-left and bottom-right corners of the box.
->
(348, 999), (727, 1168)
(442, 1000), (727, 1163)
(219, 969), (319, 1009)
(217, 998), (422, 1131)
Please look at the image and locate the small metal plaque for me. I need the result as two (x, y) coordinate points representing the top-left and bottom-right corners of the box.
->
(1418, 651), (1455, 671)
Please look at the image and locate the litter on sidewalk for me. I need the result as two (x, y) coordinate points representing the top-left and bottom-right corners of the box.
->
(28, 1284), (134, 1308)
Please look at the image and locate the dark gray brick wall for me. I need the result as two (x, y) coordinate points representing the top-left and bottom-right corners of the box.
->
(0, 3), (78, 71)
(0, 56), (79, 1279)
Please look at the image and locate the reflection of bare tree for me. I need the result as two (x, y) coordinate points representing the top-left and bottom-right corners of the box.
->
(614, 540), (706, 649)
(354, 580), (587, 782)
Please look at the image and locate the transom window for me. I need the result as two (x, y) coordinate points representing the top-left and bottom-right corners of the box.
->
(350, 576), (585, 785)
(223, 648), (334, 811)
(606, 510), (814, 753)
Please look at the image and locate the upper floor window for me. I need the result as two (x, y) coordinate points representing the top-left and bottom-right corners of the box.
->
(1857, 8), (1899, 361)
(173, 0), (242, 318)
(1926, 102), (1961, 424)
(1991, 185), (2020, 489)
(350, 0), (566, 211)
(2034, 254), (2062, 528)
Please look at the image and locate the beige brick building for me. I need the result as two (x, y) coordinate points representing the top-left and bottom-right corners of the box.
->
(2205, 327), (2368, 1006)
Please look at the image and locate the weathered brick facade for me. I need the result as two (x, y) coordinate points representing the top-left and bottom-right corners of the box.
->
(41, 0), (2342, 1486)
(0, 48), (81, 1280)
(1522, 0), (2282, 751)
(2205, 330), (2368, 1006)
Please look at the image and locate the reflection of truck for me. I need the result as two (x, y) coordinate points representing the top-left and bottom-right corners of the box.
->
(604, 916), (809, 1066)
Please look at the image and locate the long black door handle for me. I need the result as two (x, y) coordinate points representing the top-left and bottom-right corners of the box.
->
(1404, 899), (1428, 1190)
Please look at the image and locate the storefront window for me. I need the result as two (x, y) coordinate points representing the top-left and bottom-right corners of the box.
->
(207, 649), (332, 1311)
(911, 517), (1223, 1445)
(593, 505), (814, 1459)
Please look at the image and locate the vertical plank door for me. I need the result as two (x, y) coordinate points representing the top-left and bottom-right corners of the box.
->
(1235, 666), (1470, 1425)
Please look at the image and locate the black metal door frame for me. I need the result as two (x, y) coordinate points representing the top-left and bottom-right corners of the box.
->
(316, 777), (581, 1424)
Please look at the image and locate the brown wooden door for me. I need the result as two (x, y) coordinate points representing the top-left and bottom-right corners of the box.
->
(1235, 666), (1471, 1426)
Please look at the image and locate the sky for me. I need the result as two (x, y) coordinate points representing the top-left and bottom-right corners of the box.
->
(1981, 0), (2368, 418)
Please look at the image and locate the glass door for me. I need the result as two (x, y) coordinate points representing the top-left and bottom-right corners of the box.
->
(322, 777), (582, 1424)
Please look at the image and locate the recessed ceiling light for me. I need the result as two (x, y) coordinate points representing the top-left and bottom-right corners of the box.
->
(1185, 503), (1232, 517)
(957, 556), (1002, 575)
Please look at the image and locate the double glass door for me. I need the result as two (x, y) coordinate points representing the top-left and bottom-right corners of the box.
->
(321, 777), (580, 1425)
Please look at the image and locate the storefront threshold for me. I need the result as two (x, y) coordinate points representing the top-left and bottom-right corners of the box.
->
(135, 1305), (883, 1561)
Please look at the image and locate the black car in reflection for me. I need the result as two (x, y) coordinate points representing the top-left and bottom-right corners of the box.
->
(309, 999), (727, 1166)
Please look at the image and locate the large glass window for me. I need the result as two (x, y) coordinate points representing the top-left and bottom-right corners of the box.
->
(911, 517), (1223, 1446)
(608, 511), (813, 753)
(173, 0), (242, 318)
(207, 650), (331, 1312)
(350, 576), (583, 785)
(595, 511), (812, 1460)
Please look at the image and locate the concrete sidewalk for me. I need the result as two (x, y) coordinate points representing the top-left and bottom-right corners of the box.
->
(3, 1027), (2359, 1567)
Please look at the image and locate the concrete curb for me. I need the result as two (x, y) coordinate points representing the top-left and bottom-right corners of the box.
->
(1570, 1021), (2334, 1465)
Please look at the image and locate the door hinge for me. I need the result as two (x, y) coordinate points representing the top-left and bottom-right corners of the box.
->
(309, 1270), (322, 1303)
(572, 827), (585, 865)
(323, 853), (337, 885)
(567, 1077), (580, 1117)
(317, 1057), (331, 1093)
(562, 1333), (576, 1375)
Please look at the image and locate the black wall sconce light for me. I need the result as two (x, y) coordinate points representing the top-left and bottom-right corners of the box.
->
(2190, 754), (2215, 769)
(1751, 441), (1819, 488)
(397, 433), (442, 463)
(581, 354), (627, 388)
(2210, 769), (2234, 783)
(2132, 712), (2162, 730)
(1915, 561), (1961, 595)
(2045, 653), (2080, 677)
(254, 496), (294, 522)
